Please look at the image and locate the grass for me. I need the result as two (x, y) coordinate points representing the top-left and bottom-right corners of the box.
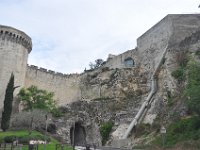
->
(0, 130), (72, 150)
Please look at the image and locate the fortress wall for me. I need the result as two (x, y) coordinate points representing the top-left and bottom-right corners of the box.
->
(104, 49), (138, 69)
(169, 14), (200, 47)
(136, 15), (173, 75)
(136, 14), (200, 76)
(0, 26), (31, 109)
(81, 84), (100, 100)
(25, 65), (81, 106)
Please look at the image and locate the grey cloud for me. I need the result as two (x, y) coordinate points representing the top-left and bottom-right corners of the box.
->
(0, 0), (199, 73)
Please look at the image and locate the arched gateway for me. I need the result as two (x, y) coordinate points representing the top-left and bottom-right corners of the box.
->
(70, 122), (86, 146)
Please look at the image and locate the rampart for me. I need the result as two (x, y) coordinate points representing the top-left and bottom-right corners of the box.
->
(0, 25), (32, 52)
(0, 25), (32, 109)
(104, 49), (138, 69)
(25, 65), (81, 106)
(137, 14), (200, 76)
(1, 14), (200, 108)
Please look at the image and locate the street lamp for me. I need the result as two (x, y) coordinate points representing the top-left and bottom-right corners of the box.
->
(44, 114), (48, 150)
(160, 126), (166, 148)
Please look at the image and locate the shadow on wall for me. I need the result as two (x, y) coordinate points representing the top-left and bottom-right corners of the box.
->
(70, 122), (86, 146)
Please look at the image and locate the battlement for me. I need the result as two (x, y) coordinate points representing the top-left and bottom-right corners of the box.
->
(0, 25), (32, 52)
(27, 65), (80, 78)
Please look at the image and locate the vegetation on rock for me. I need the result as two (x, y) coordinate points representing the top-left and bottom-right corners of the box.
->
(100, 121), (113, 145)
(171, 67), (185, 83)
(89, 59), (104, 70)
(153, 117), (200, 147)
(185, 60), (200, 116)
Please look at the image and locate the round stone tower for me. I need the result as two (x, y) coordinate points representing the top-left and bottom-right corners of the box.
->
(0, 25), (32, 109)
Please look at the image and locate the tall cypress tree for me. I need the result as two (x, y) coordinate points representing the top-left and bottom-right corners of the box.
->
(1, 73), (15, 131)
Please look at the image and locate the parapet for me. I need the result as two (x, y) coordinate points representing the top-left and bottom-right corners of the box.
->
(27, 65), (80, 78)
(0, 25), (32, 53)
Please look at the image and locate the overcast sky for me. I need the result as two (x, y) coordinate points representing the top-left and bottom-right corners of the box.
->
(0, 0), (199, 73)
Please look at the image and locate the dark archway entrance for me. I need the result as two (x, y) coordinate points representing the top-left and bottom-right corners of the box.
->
(70, 122), (86, 146)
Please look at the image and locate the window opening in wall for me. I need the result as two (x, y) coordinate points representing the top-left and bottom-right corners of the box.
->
(124, 57), (134, 67)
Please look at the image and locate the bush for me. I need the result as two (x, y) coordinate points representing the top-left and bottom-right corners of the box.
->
(135, 123), (151, 137)
(195, 50), (200, 56)
(4, 135), (17, 143)
(100, 121), (113, 145)
(185, 60), (200, 116)
(152, 117), (200, 147)
(51, 108), (63, 118)
(47, 123), (56, 134)
(101, 67), (109, 72)
(171, 67), (185, 83)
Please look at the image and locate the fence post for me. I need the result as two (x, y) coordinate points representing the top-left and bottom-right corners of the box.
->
(61, 144), (64, 150)
(19, 144), (22, 150)
(4, 143), (6, 150)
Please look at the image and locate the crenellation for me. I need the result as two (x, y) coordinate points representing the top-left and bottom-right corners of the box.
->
(48, 70), (55, 74)
(1, 14), (200, 108)
(25, 65), (82, 105)
(0, 25), (32, 52)
(55, 72), (64, 76)
(39, 67), (47, 72)
(0, 25), (31, 109)
(29, 65), (39, 70)
(27, 64), (81, 79)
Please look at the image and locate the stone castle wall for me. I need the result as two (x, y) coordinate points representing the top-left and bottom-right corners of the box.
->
(137, 15), (173, 76)
(1, 14), (200, 108)
(24, 14), (200, 106)
(137, 14), (200, 77)
(104, 49), (139, 69)
(25, 65), (81, 106)
(0, 25), (32, 108)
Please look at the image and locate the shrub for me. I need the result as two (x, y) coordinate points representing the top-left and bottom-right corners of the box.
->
(152, 117), (200, 147)
(135, 123), (151, 137)
(47, 123), (56, 134)
(51, 108), (63, 118)
(185, 60), (200, 116)
(195, 50), (200, 56)
(4, 135), (17, 143)
(100, 121), (113, 145)
(171, 67), (185, 83)
(176, 52), (188, 67)
(101, 67), (109, 72)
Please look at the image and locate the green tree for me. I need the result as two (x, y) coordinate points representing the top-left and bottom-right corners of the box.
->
(1, 73), (18, 131)
(185, 60), (200, 116)
(89, 59), (104, 70)
(18, 85), (56, 112)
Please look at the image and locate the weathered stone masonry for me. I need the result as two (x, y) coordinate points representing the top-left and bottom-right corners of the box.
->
(1, 14), (200, 109)
(0, 25), (32, 108)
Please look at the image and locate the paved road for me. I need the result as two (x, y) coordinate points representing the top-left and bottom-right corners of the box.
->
(75, 146), (137, 150)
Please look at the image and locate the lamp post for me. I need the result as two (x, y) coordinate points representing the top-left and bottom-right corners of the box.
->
(72, 121), (75, 150)
(160, 126), (166, 148)
(44, 114), (48, 150)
